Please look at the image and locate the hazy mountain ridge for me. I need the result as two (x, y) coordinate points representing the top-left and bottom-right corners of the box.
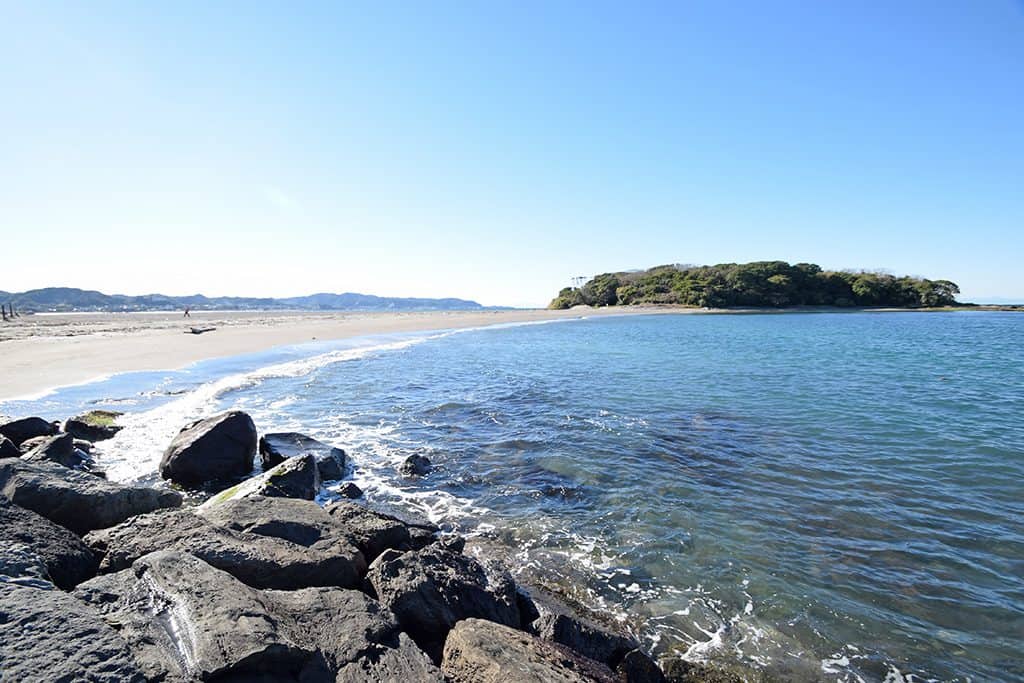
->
(1, 287), (486, 312)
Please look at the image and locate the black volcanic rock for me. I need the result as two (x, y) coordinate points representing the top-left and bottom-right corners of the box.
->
(0, 458), (181, 535)
(364, 544), (520, 660)
(205, 454), (321, 503)
(441, 618), (616, 683)
(63, 410), (123, 441)
(0, 498), (97, 589)
(159, 411), (257, 487)
(87, 505), (365, 590)
(0, 581), (146, 682)
(401, 453), (433, 476)
(0, 417), (57, 446)
(75, 550), (441, 681)
(259, 432), (347, 481)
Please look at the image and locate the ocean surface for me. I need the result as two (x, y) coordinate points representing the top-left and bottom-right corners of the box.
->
(4, 311), (1022, 682)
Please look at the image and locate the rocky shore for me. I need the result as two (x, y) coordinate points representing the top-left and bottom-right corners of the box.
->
(0, 409), (731, 682)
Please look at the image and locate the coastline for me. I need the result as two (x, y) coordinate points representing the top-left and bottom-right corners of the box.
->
(0, 307), (677, 403)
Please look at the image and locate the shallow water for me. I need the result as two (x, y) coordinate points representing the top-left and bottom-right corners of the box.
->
(4, 311), (1023, 681)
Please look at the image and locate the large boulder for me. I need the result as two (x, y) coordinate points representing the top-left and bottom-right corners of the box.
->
(202, 454), (321, 505)
(159, 410), (257, 487)
(0, 498), (97, 589)
(0, 416), (57, 446)
(86, 506), (365, 590)
(200, 495), (436, 562)
(0, 458), (181, 534)
(75, 550), (441, 681)
(522, 588), (641, 668)
(0, 435), (19, 459)
(259, 432), (348, 481)
(365, 544), (520, 660)
(441, 618), (616, 683)
(0, 581), (146, 681)
(325, 499), (438, 561)
(63, 410), (123, 441)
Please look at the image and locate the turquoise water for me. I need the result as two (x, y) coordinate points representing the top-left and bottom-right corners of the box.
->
(4, 312), (1023, 681)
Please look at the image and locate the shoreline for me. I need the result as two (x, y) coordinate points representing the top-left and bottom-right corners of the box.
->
(1, 304), (1007, 403)
(0, 308), (677, 403)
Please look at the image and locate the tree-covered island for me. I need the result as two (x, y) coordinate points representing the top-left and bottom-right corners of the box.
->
(550, 261), (960, 309)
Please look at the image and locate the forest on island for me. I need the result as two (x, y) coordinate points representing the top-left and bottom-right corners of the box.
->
(549, 261), (960, 309)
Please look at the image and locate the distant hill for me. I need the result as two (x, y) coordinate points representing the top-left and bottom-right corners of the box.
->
(0, 287), (486, 312)
(550, 261), (961, 309)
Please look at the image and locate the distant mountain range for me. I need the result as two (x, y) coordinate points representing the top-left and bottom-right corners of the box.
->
(0, 287), (487, 312)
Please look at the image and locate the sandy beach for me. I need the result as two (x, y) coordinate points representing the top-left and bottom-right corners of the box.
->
(0, 307), (671, 402)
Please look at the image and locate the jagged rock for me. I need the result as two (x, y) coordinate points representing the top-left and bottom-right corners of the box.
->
(0, 416), (57, 446)
(441, 618), (616, 682)
(365, 544), (520, 660)
(86, 506), (365, 590)
(259, 432), (348, 481)
(0, 497), (97, 589)
(0, 435), (19, 459)
(203, 454), (320, 504)
(0, 581), (146, 681)
(522, 588), (640, 668)
(159, 410), (257, 487)
(75, 551), (441, 681)
(401, 453), (433, 476)
(337, 481), (364, 498)
(0, 458), (181, 534)
(326, 499), (438, 561)
(617, 649), (667, 683)
(21, 432), (92, 471)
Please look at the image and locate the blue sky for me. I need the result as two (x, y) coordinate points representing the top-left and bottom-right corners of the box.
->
(2, 2), (1022, 307)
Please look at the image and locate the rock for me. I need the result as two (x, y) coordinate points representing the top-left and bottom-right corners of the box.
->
(74, 438), (93, 452)
(660, 658), (746, 683)
(0, 416), (57, 446)
(63, 410), (124, 441)
(441, 618), (616, 683)
(523, 588), (639, 668)
(259, 432), (347, 481)
(0, 497), (97, 589)
(0, 543), (53, 588)
(337, 481), (364, 498)
(617, 649), (667, 683)
(17, 435), (51, 452)
(21, 432), (92, 471)
(325, 499), (439, 562)
(203, 454), (321, 504)
(0, 435), (19, 459)
(365, 544), (520, 660)
(75, 550), (441, 681)
(401, 453), (433, 476)
(0, 581), (146, 681)
(159, 410), (257, 487)
(87, 505), (365, 590)
(0, 458), (181, 534)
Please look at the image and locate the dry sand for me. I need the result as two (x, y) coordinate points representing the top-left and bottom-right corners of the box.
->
(0, 307), (673, 402)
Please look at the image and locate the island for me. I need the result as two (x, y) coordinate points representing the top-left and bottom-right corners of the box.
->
(550, 261), (961, 309)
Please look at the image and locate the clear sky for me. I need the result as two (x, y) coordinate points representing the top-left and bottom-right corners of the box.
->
(2, 2), (1022, 307)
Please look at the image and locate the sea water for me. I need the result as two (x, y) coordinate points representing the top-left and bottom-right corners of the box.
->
(4, 311), (1022, 682)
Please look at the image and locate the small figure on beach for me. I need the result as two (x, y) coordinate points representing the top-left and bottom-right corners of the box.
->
(183, 308), (191, 318)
